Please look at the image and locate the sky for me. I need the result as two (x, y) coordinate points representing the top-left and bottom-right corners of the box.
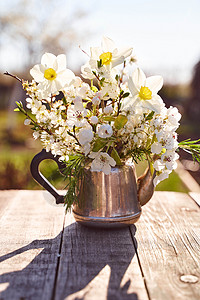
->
(1, 0), (200, 84)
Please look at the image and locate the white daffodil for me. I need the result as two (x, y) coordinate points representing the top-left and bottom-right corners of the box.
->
(89, 152), (116, 175)
(125, 68), (164, 113)
(90, 36), (133, 69)
(30, 53), (75, 94)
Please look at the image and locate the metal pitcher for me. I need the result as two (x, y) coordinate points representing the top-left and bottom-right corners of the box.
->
(30, 149), (155, 228)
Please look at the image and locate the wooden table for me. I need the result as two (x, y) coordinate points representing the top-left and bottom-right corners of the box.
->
(0, 190), (199, 300)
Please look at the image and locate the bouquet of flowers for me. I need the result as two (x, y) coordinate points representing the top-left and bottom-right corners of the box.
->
(6, 36), (200, 211)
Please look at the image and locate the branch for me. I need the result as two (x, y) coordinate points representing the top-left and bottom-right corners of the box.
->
(4, 71), (22, 83)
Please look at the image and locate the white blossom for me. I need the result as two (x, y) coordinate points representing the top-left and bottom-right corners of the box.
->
(78, 128), (94, 145)
(89, 152), (116, 175)
(97, 124), (113, 138)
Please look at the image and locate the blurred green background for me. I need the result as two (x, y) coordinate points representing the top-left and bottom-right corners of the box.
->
(0, 0), (200, 192)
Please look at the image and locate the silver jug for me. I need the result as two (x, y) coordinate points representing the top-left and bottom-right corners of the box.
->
(30, 150), (155, 228)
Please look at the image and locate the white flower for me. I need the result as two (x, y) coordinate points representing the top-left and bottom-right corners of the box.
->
(90, 116), (98, 124)
(81, 62), (95, 80)
(90, 36), (133, 69)
(78, 128), (94, 145)
(161, 150), (179, 170)
(104, 105), (113, 114)
(66, 104), (88, 128)
(92, 96), (101, 106)
(33, 131), (40, 139)
(24, 119), (31, 125)
(89, 152), (116, 175)
(127, 68), (164, 113)
(158, 132), (178, 150)
(30, 53), (75, 94)
(153, 170), (171, 186)
(151, 142), (163, 154)
(167, 106), (181, 128)
(153, 159), (165, 171)
(97, 124), (113, 138)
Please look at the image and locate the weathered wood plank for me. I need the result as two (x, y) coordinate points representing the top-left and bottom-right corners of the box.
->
(189, 192), (200, 207)
(55, 213), (149, 300)
(0, 190), (65, 300)
(0, 190), (19, 218)
(131, 191), (200, 300)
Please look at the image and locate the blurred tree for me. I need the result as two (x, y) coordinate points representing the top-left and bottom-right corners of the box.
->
(0, 0), (89, 72)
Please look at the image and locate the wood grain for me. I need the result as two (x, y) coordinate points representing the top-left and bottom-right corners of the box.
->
(0, 190), (65, 300)
(189, 192), (200, 207)
(54, 213), (149, 300)
(131, 191), (200, 300)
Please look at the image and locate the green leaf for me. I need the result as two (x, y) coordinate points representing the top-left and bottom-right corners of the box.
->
(92, 139), (107, 152)
(103, 116), (115, 122)
(14, 108), (20, 112)
(114, 115), (128, 130)
(146, 111), (155, 121)
(122, 92), (130, 98)
(100, 77), (105, 86)
(115, 74), (119, 81)
(97, 59), (103, 68)
(111, 148), (122, 165)
(62, 96), (67, 105)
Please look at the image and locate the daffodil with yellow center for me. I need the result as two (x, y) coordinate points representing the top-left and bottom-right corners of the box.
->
(99, 52), (112, 65)
(138, 86), (152, 100)
(87, 36), (132, 72)
(124, 67), (164, 113)
(30, 52), (75, 94)
(44, 68), (57, 81)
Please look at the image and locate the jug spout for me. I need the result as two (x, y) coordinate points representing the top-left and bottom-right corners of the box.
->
(137, 165), (156, 206)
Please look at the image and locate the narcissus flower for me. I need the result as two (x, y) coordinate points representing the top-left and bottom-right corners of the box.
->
(90, 36), (133, 69)
(126, 68), (164, 113)
(30, 53), (75, 94)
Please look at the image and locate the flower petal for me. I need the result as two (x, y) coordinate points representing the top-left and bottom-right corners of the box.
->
(90, 47), (101, 60)
(140, 100), (161, 113)
(145, 76), (163, 94)
(108, 156), (116, 167)
(102, 164), (111, 175)
(30, 64), (45, 82)
(114, 47), (133, 60)
(101, 36), (116, 52)
(57, 69), (75, 86)
(56, 54), (67, 72)
(128, 76), (139, 96)
(41, 53), (57, 68)
(112, 56), (124, 67)
(132, 68), (146, 90)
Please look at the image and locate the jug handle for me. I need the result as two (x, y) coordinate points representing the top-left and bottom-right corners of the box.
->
(30, 149), (65, 204)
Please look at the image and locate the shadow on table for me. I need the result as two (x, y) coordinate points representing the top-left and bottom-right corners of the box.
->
(0, 223), (138, 300)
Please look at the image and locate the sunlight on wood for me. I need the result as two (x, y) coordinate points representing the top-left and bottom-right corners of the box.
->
(65, 265), (111, 300)
(0, 248), (44, 275)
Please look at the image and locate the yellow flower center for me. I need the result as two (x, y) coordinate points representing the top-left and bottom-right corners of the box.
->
(138, 86), (152, 100)
(99, 52), (112, 65)
(44, 68), (57, 81)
